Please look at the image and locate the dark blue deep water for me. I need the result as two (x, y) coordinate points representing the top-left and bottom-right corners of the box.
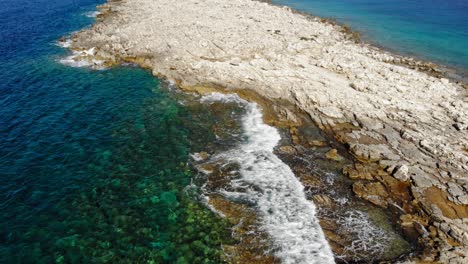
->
(0, 0), (233, 262)
(274, 0), (468, 71)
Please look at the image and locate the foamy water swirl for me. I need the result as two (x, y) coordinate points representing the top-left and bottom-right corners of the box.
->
(201, 93), (335, 264)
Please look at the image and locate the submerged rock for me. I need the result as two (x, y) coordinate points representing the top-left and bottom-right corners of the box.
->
(353, 181), (389, 208)
(279, 145), (296, 154)
(325, 148), (344, 161)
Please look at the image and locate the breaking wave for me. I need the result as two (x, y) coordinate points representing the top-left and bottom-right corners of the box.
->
(84, 11), (101, 18)
(58, 46), (106, 70)
(201, 93), (335, 264)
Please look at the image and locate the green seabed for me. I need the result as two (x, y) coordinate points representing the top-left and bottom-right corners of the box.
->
(3, 79), (236, 264)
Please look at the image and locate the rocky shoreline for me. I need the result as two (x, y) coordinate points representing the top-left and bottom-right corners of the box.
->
(184, 87), (414, 263)
(265, 1), (468, 85)
(65, 0), (468, 262)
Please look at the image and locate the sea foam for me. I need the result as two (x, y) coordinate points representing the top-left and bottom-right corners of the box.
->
(56, 38), (72, 48)
(58, 47), (106, 70)
(201, 93), (335, 264)
(84, 11), (101, 18)
(336, 210), (390, 260)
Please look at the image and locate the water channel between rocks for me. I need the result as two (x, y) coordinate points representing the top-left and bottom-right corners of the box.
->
(172, 84), (414, 263)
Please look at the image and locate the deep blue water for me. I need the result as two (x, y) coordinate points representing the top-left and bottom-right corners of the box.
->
(0, 0), (232, 262)
(274, 0), (468, 72)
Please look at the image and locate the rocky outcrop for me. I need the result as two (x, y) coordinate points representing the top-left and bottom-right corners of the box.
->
(68, 0), (468, 262)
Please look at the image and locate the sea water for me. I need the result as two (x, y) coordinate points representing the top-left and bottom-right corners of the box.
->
(0, 0), (234, 262)
(274, 0), (468, 73)
(200, 93), (335, 263)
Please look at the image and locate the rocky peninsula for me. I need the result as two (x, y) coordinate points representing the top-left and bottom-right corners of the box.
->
(66, 0), (468, 262)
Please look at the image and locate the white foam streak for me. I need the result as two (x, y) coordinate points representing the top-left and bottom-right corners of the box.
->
(56, 39), (72, 48)
(336, 210), (390, 259)
(200, 92), (247, 105)
(58, 47), (106, 70)
(85, 11), (101, 18)
(202, 93), (335, 264)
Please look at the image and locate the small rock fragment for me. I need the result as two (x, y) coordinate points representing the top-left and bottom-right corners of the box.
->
(392, 165), (409, 182)
(312, 194), (334, 208)
(279, 145), (296, 154)
(325, 149), (344, 161)
(309, 140), (327, 147)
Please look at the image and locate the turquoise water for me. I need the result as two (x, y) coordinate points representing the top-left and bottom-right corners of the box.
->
(0, 0), (233, 262)
(274, 0), (468, 72)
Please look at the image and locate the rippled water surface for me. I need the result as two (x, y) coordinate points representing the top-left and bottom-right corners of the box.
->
(0, 0), (234, 262)
(274, 0), (468, 72)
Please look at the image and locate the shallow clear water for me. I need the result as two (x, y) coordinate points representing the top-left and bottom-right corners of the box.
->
(0, 0), (233, 262)
(274, 0), (468, 72)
